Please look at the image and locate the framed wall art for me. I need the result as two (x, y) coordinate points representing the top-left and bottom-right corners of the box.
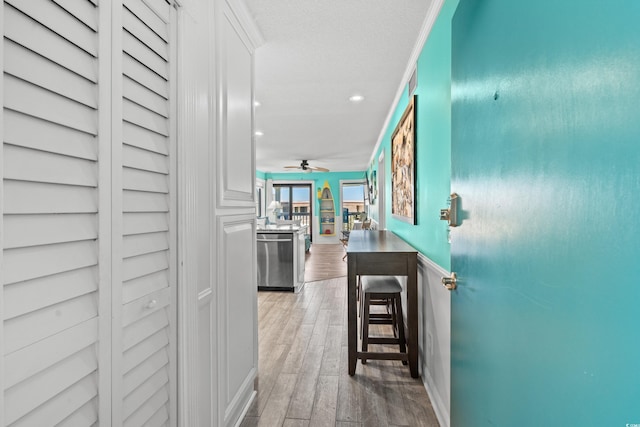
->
(391, 95), (416, 224)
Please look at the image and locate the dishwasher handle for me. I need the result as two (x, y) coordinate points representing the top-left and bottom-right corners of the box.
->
(257, 238), (292, 243)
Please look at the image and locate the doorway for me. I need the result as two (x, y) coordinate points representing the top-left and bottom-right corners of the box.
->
(340, 181), (366, 231)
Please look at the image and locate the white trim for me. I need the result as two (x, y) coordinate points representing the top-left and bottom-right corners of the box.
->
(110, 2), (125, 425)
(176, 1), (208, 425)
(233, 392), (257, 427)
(225, 0), (264, 50)
(0, 1), (5, 417)
(168, 4), (180, 425)
(368, 0), (445, 167)
(97, 1), (113, 424)
(417, 252), (451, 427)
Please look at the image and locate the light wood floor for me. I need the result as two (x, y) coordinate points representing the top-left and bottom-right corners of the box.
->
(241, 276), (440, 427)
(304, 243), (348, 283)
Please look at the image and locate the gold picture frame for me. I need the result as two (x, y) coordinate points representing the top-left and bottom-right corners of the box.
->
(391, 95), (416, 224)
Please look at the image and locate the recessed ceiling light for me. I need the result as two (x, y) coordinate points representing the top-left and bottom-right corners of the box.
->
(349, 94), (365, 103)
(254, 101), (261, 107)
(254, 131), (264, 136)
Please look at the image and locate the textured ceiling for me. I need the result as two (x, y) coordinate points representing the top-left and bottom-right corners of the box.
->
(245, 0), (436, 173)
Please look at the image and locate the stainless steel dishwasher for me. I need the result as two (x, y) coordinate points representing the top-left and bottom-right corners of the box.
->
(257, 233), (293, 290)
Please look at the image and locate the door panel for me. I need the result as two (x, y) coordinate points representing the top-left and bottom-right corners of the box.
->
(2, 1), (101, 424)
(116, 1), (177, 425)
(451, 1), (640, 425)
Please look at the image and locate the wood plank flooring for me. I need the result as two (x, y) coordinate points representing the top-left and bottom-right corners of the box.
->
(241, 276), (440, 427)
(304, 243), (348, 283)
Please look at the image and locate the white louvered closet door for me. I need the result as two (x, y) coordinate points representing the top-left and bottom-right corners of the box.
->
(115, 0), (177, 426)
(2, 0), (177, 425)
(3, 0), (102, 425)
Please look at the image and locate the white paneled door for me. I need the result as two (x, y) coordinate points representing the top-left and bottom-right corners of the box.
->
(2, 0), (177, 425)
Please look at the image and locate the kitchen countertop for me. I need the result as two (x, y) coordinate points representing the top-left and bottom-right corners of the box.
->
(256, 224), (309, 233)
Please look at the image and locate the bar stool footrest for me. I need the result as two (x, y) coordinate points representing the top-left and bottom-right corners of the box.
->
(357, 351), (408, 361)
(367, 337), (404, 345)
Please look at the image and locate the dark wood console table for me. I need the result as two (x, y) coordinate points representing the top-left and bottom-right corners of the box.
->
(346, 230), (419, 377)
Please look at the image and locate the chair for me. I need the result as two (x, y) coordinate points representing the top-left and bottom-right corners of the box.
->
(340, 230), (350, 261)
(359, 276), (407, 364)
(362, 219), (371, 230)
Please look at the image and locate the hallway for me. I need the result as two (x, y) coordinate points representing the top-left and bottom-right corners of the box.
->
(241, 278), (439, 426)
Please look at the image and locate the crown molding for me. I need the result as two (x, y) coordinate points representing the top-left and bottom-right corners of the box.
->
(368, 0), (445, 168)
(225, 0), (265, 49)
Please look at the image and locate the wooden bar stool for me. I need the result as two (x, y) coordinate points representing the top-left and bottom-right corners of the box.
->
(360, 276), (407, 364)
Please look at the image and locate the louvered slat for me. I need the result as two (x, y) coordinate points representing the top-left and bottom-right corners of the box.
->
(4, 5), (97, 82)
(122, 270), (168, 304)
(123, 98), (169, 135)
(123, 347), (169, 396)
(123, 119), (169, 154)
(122, 251), (169, 283)
(124, 386), (170, 427)
(123, 232), (168, 257)
(4, 318), (98, 388)
(123, 317), (169, 365)
(123, 370), (169, 421)
(143, 403), (170, 427)
(3, 181), (97, 214)
(3, 240), (97, 285)
(123, 191), (169, 213)
(123, 0), (169, 42)
(10, 380), (98, 427)
(4, 145), (97, 187)
(52, 0), (99, 32)
(5, 75), (97, 135)
(123, 168), (168, 193)
(3, 267), (97, 320)
(4, 40), (98, 108)
(123, 143), (169, 173)
(6, 0), (98, 56)
(4, 109), (97, 161)
(4, 346), (97, 424)
(123, 30), (169, 80)
(123, 6), (168, 61)
(55, 398), (100, 427)
(3, 213), (97, 249)
(142, 0), (171, 24)
(123, 212), (169, 235)
(123, 54), (169, 100)
(4, 293), (97, 354)
(123, 76), (169, 118)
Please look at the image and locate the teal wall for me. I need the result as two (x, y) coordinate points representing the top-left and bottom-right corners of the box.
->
(370, 0), (458, 270)
(264, 171), (365, 218)
(256, 170), (266, 180)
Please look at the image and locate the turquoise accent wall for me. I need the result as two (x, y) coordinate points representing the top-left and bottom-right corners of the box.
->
(265, 171), (365, 218)
(451, 0), (640, 424)
(256, 170), (266, 180)
(370, 0), (458, 270)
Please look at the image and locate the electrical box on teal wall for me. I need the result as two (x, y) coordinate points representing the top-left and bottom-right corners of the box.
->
(318, 181), (335, 235)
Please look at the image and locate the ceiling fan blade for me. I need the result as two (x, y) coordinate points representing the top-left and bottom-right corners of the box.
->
(309, 166), (329, 172)
(284, 165), (301, 169)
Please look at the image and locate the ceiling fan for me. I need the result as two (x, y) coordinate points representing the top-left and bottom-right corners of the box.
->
(284, 160), (329, 173)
